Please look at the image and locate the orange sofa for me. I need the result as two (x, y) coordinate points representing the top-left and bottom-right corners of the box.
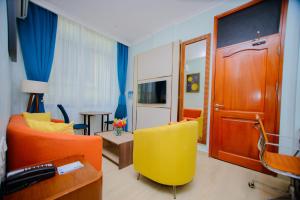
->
(6, 115), (102, 172)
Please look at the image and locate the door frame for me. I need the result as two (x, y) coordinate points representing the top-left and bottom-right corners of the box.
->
(209, 0), (288, 157)
(178, 33), (211, 144)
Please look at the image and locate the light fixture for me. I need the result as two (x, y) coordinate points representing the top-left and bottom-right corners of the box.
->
(21, 80), (48, 112)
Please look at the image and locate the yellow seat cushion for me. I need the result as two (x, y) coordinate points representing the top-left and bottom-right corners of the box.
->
(26, 119), (74, 134)
(23, 112), (51, 122)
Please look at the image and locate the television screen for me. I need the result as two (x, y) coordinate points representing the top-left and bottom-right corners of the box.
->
(138, 80), (166, 104)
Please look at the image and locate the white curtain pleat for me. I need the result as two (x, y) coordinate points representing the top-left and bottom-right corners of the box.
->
(44, 16), (118, 128)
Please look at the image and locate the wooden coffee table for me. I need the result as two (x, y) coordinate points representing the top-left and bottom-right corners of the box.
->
(96, 131), (133, 169)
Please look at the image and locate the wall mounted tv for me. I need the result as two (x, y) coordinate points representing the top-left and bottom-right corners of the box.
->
(138, 80), (167, 104)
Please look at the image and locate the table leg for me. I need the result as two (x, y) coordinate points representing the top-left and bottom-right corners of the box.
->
(88, 115), (91, 136)
(118, 141), (133, 169)
(83, 115), (87, 135)
(101, 115), (104, 132)
(106, 114), (109, 131)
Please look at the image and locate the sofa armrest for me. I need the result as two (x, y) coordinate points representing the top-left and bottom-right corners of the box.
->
(7, 129), (102, 172)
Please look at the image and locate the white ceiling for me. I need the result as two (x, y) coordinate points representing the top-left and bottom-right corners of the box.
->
(31, 0), (225, 46)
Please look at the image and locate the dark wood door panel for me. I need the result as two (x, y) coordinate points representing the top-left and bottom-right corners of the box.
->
(222, 49), (267, 112)
(218, 151), (264, 172)
(219, 117), (259, 159)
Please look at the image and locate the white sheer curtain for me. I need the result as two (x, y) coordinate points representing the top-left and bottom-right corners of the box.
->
(44, 16), (118, 129)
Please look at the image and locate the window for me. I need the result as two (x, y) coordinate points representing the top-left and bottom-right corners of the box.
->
(45, 16), (118, 123)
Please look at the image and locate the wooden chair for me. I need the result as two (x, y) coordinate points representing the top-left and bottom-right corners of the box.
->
(248, 115), (300, 200)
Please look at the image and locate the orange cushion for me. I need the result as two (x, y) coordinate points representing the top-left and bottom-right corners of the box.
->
(264, 151), (300, 176)
(183, 109), (201, 119)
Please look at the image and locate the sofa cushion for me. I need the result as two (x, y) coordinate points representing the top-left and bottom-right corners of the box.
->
(23, 112), (51, 122)
(26, 119), (74, 134)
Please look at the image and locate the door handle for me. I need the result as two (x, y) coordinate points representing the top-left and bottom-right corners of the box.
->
(214, 104), (224, 108)
(214, 104), (224, 111)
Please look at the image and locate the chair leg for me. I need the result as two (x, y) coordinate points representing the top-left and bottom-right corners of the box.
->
(248, 180), (255, 189)
(249, 179), (295, 200)
(137, 173), (140, 180)
(249, 179), (287, 193)
(173, 186), (176, 199)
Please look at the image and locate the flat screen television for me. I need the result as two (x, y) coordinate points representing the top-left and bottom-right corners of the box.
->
(138, 80), (166, 104)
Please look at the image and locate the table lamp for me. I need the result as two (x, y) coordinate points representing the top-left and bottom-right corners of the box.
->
(21, 80), (48, 112)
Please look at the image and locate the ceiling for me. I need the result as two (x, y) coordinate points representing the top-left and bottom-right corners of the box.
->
(32, 0), (225, 46)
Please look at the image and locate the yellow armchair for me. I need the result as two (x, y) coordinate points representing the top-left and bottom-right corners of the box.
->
(133, 121), (198, 198)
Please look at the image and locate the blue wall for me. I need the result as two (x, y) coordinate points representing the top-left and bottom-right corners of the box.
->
(127, 0), (300, 153)
(0, 0), (11, 180)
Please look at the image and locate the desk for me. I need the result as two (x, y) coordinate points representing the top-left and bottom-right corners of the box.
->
(79, 111), (112, 135)
(4, 155), (102, 200)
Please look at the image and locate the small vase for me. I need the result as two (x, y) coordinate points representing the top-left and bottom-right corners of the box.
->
(114, 127), (123, 136)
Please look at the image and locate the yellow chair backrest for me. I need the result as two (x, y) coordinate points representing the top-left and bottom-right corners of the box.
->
(133, 121), (198, 186)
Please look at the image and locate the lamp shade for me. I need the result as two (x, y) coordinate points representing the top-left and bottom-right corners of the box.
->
(21, 80), (48, 94)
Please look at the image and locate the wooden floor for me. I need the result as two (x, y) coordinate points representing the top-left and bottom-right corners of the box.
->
(102, 152), (289, 200)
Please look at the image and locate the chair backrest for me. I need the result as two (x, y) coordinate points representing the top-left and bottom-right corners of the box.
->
(183, 109), (202, 119)
(255, 115), (300, 180)
(254, 115), (268, 161)
(57, 104), (70, 123)
(133, 121), (198, 185)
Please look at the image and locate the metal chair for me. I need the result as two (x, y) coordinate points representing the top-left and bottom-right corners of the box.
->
(248, 115), (300, 200)
(57, 104), (88, 134)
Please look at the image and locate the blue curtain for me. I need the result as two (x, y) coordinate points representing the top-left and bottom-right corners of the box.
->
(18, 2), (57, 112)
(115, 43), (128, 131)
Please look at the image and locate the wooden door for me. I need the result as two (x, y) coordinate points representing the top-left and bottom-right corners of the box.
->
(210, 34), (280, 171)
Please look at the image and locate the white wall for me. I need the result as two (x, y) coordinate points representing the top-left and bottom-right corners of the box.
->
(279, 0), (300, 155)
(295, 44), (300, 153)
(0, 0), (11, 181)
(127, 0), (300, 154)
(10, 33), (27, 115)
